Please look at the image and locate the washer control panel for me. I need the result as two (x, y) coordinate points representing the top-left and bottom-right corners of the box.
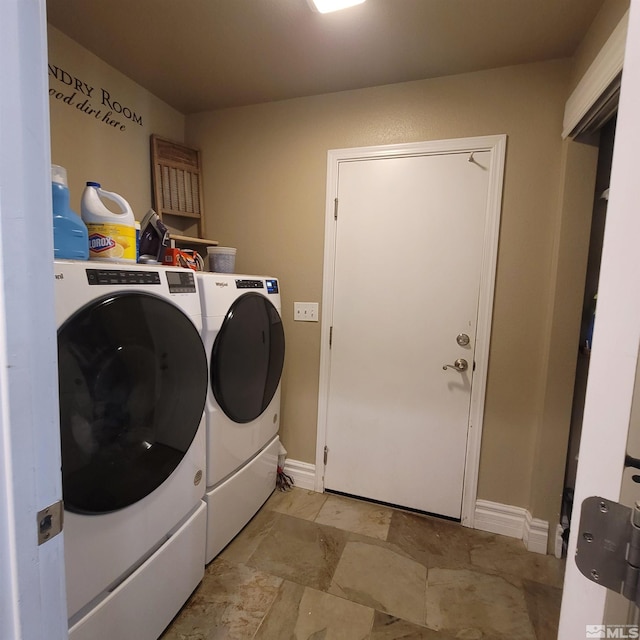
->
(86, 269), (161, 286)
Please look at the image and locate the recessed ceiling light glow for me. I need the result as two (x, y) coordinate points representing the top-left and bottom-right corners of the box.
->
(308, 0), (366, 13)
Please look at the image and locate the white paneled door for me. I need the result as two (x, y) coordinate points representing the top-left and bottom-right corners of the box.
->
(322, 141), (503, 519)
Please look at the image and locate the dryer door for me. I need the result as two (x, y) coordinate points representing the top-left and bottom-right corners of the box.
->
(57, 292), (207, 514)
(211, 293), (285, 424)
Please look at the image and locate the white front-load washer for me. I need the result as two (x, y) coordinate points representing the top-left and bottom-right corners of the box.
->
(54, 260), (208, 640)
(196, 273), (285, 563)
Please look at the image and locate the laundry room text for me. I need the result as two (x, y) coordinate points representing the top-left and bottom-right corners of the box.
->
(48, 63), (144, 132)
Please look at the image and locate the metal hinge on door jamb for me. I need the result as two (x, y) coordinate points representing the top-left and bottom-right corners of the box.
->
(329, 326), (333, 348)
(334, 198), (338, 220)
(324, 446), (329, 466)
(575, 496), (640, 605)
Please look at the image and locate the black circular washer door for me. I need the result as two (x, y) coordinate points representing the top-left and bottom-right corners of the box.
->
(57, 292), (208, 515)
(211, 292), (285, 424)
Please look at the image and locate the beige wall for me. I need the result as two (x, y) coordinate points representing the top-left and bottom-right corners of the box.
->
(523, 0), (630, 548)
(187, 59), (574, 514)
(48, 8), (624, 541)
(530, 138), (599, 545)
(47, 26), (185, 221)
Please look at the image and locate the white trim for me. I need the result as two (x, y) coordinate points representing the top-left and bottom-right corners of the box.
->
(0, 0), (68, 637)
(474, 499), (527, 539)
(523, 512), (550, 555)
(554, 523), (566, 560)
(283, 459), (317, 491)
(562, 11), (629, 138)
(559, 2), (640, 635)
(461, 135), (507, 528)
(315, 135), (506, 526)
(474, 500), (549, 554)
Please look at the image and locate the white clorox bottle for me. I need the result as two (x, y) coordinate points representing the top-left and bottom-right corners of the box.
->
(81, 181), (136, 263)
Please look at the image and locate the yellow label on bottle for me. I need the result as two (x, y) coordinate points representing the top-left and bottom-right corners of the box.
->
(87, 223), (136, 262)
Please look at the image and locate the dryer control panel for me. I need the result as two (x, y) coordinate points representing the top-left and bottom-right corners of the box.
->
(236, 279), (264, 289)
(234, 278), (279, 294)
(266, 279), (279, 294)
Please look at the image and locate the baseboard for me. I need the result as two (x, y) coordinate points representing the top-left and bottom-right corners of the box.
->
(474, 499), (548, 555)
(523, 511), (549, 555)
(474, 499), (527, 538)
(278, 471), (550, 554)
(554, 523), (565, 559)
(283, 459), (316, 491)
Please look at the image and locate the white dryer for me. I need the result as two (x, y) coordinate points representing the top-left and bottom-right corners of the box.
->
(54, 260), (208, 640)
(196, 273), (285, 563)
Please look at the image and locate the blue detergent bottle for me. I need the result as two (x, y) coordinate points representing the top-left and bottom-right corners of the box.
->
(52, 164), (89, 260)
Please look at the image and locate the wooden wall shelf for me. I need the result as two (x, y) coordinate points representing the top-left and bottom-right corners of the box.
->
(169, 233), (218, 249)
(163, 210), (203, 220)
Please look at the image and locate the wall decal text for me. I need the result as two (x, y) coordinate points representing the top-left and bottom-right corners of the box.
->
(48, 64), (144, 132)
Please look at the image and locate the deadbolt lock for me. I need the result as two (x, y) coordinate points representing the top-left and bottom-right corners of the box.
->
(456, 333), (470, 347)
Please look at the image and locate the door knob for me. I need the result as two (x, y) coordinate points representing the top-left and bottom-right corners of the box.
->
(442, 358), (468, 372)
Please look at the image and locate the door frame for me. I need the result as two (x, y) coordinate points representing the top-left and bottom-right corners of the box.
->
(558, 2), (640, 635)
(315, 135), (507, 526)
(1, 0), (69, 637)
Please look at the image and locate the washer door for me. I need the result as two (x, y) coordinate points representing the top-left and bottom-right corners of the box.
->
(211, 293), (285, 424)
(58, 292), (207, 514)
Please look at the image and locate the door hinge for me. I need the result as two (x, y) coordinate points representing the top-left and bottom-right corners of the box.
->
(576, 496), (640, 605)
(324, 446), (329, 465)
(37, 500), (63, 545)
(334, 198), (338, 220)
(329, 326), (333, 348)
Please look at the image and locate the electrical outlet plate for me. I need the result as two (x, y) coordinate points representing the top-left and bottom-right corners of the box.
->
(294, 302), (319, 322)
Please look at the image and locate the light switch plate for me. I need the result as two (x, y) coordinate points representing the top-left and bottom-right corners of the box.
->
(294, 302), (319, 322)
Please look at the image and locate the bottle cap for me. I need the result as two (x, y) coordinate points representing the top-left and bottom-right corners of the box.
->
(51, 165), (68, 186)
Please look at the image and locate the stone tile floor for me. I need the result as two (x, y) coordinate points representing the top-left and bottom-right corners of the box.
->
(161, 488), (565, 639)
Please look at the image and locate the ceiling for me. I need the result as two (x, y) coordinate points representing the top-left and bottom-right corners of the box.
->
(47, 0), (604, 115)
